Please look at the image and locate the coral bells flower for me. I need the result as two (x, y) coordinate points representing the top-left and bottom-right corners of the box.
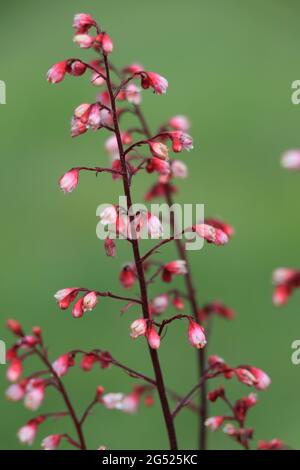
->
(73, 33), (95, 49)
(172, 294), (185, 311)
(121, 391), (141, 413)
(83, 291), (98, 312)
(146, 157), (170, 176)
(6, 319), (23, 337)
(146, 326), (161, 350)
(104, 237), (116, 257)
(102, 393), (125, 410)
(188, 321), (207, 349)
(24, 379), (45, 411)
(120, 264), (136, 288)
(281, 149), (300, 171)
(99, 205), (118, 225)
(17, 421), (38, 446)
(52, 353), (74, 377)
(47, 61), (68, 84)
(54, 287), (78, 310)
(146, 212), (164, 238)
(171, 160), (188, 179)
(207, 386), (225, 402)
(205, 217), (235, 239)
(130, 319), (147, 339)
(95, 33), (114, 54)
(162, 260), (187, 282)
(141, 72), (168, 95)
(59, 168), (79, 194)
(73, 13), (96, 31)
(234, 368), (257, 387)
(149, 142), (169, 160)
(152, 294), (169, 314)
(257, 439), (284, 450)
(198, 301), (235, 321)
(6, 382), (27, 402)
(125, 83), (141, 105)
(72, 297), (84, 318)
(247, 367), (271, 390)
(205, 416), (224, 431)
(168, 131), (193, 152)
(193, 224), (229, 246)
(7, 359), (23, 382)
(81, 353), (98, 371)
(69, 60), (87, 77)
(272, 267), (300, 306)
(169, 115), (191, 132)
(42, 434), (62, 451)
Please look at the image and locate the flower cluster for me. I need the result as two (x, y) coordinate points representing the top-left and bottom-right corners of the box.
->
(6, 12), (284, 451)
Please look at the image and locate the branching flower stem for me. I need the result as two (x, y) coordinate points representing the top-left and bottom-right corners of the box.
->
(102, 53), (178, 450)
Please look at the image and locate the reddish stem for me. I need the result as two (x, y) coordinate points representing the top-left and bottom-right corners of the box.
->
(34, 347), (86, 450)
(103, 53), (178, 450)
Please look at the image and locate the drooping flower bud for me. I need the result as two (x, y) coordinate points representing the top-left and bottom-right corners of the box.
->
(130, 319), (147, 339)
(41, 434), (62, 451)
(59, 169), (79, 194)
(149, 142), (169, 160)
(47, 61), (68, 84)
(52, 353), (74, 377)
(205, 416), (224, 431)
(169, 115), (191, 132)
(141, 72), (168, 95)
(73, 34), (95, 49)
(104, 237), (116, 257)
(125, 83), (141, 105)
(188, 321), (207, 349)
(72, 297), (84, 318)
(24, 379), (45, 411)
(7, 359), (23, 382)
(6, 319), (23, 337)
(83, 291), (98, 312)
(146, 326), (161, 350)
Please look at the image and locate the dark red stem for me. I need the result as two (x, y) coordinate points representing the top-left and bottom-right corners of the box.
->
(103, 54), (178, 450)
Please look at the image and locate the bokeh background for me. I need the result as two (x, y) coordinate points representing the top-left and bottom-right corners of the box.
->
(1, 0), (300, 450)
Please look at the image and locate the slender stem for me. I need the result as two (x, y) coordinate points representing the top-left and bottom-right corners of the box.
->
(103, 54), (178, 450)
(129, 99), (208, 447)
(34, 347), (87, 450)
(164, 185), (207, 449)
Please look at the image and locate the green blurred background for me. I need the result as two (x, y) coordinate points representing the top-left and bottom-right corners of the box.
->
(1, 0), (300, 450)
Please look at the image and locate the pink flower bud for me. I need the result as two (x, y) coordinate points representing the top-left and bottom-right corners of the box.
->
(248, 367), (271, 390)
(120, 264), (136, 288)
(69, 60), (87, 76)
(6, 319), (23, 337)
(99, 33), (114, 54)
(171, 160), (188, 178)
(205, 416), (224, 431)
(73, 34), (95, 49)
(234, 368), (257, 387)
(99, 205), (118, 225)
(141, 72), (168, 95)
(146, 212), (163, 238)
(152, 294), (169, 314)
(146, 326), (161, 350)
(17, 421), (38, 446)
(59, 169), (79, 194)
(73, 13), (96, 31)
(193, 223), (229, 246)
(7, 359), (23, 382)
(172, 295), (185, 311)
(168, 131), (193, 152)
(162, 260), (187, 282)
(71, 117), (88, 137)
(208, 386), (225, 402)
(121, 392), (140, 413)
(72, 297), (84, 318)
(272, 267), (299, 285)
(54, 287), (78, 309)
(130, 319), (147, 339)
(125, 83), (141, 105)
(169, 115), (191, 132)
(223, 423), (238, 437)
(81, 353), (98, 371)
(24, 379), (45, 411)
(52, 353), (74, 377)
(257, 439), (284, 450)
(205, 217), (235, 239)
(146, 157), (170, 176)
(188, 320), (207, 349)
(83, 291), (98, 312)
(149, 142), (169, 160)
(281, 149), (300, 171)
(6, 382), (27, 402)
(104, 237), (116, 257)
(41, 434), (62, 450)
(272, 284), (292, 306)
(47, 61), (68, 84)
(102, 392), (125, 410)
